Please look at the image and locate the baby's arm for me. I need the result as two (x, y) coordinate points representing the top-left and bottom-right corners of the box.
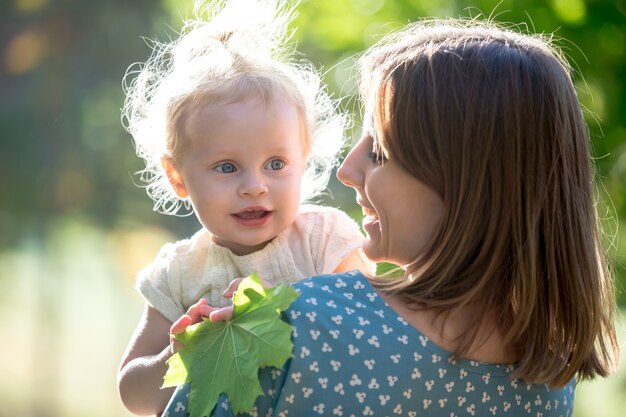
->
(333, 248), (376, 274)
(117, 303), (175, 416)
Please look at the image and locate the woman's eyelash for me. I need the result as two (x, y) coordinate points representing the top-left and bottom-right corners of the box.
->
(367, 151), (387, 164)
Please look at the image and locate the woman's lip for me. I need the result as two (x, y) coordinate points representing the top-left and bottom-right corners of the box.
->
(356, 197), (379, 235)
(362, 215), (380, 236)
(362, 207), (377, 217)
(359, 203), (378, 219)
(356, 197), (375, 212)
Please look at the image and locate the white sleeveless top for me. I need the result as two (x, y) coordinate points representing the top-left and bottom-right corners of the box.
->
(136, 205), (364, 322)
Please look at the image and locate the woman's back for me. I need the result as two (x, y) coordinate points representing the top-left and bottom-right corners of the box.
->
(270, 272), (575, 416)
(168, 272), (576, 417)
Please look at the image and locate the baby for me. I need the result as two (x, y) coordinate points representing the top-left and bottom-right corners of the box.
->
(116, 1), (373, 415)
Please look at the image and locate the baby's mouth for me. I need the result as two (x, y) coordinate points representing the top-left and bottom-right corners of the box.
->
(234, 209), (270, 220)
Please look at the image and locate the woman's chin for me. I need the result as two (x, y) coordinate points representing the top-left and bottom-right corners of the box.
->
(362, 239), (384, 264)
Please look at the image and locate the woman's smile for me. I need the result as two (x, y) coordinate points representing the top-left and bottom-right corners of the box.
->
(361, 206), (380, 234)
(337, 131), (444, 265)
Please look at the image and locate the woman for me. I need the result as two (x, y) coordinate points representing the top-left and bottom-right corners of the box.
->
(163, 18), (618, 417)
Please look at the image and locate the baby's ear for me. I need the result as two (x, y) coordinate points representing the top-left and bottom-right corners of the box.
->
(161, 156), (189, 198)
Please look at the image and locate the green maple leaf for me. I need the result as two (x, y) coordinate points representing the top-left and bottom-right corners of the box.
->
(163, 273), (299, 417)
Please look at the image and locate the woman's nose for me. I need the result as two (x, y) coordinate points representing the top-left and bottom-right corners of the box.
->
(337, 144), (363, 190)
(238, 171), (269, 197)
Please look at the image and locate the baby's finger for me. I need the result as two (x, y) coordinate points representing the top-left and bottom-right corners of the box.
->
(169, 333), (186, 353)
(170, 314), (192, 336)
(186, 299), (214, 323)
(172, 340), (185, 352)
(223, 278), (244, 298)
(209, 305), (234, 322)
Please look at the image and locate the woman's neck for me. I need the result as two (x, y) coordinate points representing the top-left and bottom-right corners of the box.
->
(378, 291), (517, 364)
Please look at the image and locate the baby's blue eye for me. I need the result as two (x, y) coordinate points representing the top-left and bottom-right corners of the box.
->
(265, 158), (285, 171)
(215, 162), (237, 174)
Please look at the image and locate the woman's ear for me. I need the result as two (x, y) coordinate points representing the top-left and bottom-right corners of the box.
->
(162, 156), (189, 198)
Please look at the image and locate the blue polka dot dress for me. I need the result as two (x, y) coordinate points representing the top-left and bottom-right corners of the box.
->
(163, 271), (575, 417)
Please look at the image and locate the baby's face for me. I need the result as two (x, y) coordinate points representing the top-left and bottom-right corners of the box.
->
(174, 96), (306, 255)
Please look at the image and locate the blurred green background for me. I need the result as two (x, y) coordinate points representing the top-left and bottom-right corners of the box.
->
(0, 0), (624, 416)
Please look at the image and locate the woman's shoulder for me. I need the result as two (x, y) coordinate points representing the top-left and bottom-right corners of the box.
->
(292, 270), (368, 291)
(288, 270), (386, 321)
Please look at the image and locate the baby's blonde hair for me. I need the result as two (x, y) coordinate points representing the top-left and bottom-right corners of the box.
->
(122, 0), (347, 214)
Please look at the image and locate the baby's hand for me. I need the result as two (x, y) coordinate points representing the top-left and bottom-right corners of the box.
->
(169, 299), (233, 352)
(200, 276), (271, 321)
(222, 276), (273, 299)
(169, 276), (272, 352)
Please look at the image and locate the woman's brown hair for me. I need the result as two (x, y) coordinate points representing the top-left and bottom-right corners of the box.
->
(360, 19), (618, 386)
